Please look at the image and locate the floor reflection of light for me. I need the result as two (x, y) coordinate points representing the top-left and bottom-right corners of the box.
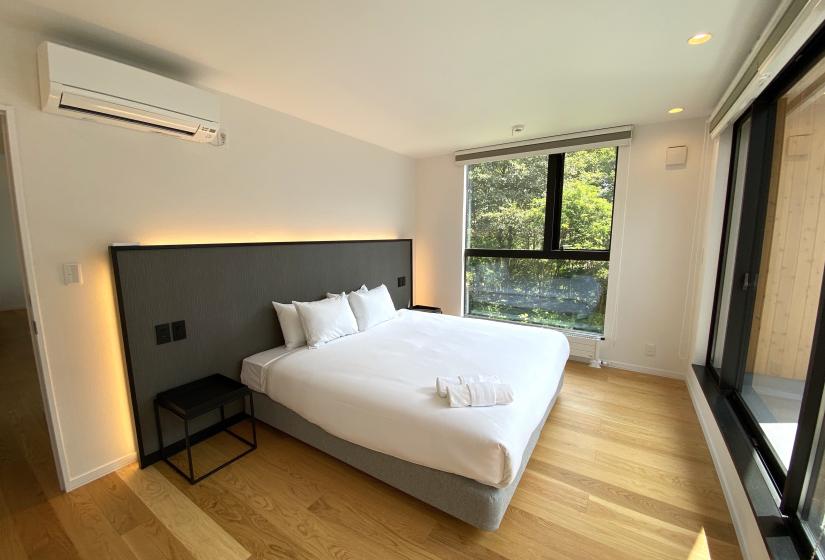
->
(687, 527), (710, 559)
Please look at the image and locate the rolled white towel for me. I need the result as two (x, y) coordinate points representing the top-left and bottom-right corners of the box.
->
(447, 382), (514, 408)
(436, 374), (501, 397)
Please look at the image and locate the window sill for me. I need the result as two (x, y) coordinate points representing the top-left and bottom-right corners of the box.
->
(691, 364), (807, 559)
(463, 313), (605, 339)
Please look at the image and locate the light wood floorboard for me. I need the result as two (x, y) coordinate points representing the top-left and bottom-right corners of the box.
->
(0, 309), (741, 559)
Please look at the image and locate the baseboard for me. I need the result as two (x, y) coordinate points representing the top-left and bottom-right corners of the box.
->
(685, 368), (770, 560)
(65, 451), (137, 491)
(64, 413), (249, 490)
(601, 360), (685, 379)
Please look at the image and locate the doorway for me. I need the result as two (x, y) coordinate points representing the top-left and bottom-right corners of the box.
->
(0, 108), (66, 496)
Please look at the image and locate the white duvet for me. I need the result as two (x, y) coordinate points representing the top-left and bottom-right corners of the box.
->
(243, 310), (569, 488)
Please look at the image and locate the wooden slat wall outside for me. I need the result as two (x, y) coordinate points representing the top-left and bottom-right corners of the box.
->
(751, 86), (825, 380)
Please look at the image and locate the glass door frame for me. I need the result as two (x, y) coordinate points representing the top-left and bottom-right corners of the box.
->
(706, 111), (751, 380)
(705, 22), (825, 557)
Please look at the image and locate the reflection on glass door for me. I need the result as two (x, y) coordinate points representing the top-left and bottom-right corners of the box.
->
(710, 118), (751, 372)
(802, 423), (825, 554)
(741, 55), (825, 470)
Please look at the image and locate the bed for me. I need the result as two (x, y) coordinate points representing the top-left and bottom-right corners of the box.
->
(241, 309), (569, 530)
(110, 240), (568, 530)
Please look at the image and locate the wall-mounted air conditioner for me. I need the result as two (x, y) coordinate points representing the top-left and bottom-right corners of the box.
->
(37, 42), (220, 143)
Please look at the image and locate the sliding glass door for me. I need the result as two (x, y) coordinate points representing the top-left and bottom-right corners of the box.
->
(707, 29), (825, 557)
(742, 58), (825, 470)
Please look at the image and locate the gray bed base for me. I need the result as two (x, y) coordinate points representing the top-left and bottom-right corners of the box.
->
(251, 392), (558, 531)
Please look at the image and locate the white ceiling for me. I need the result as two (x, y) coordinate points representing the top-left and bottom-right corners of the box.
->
(2, 0), (780, 157)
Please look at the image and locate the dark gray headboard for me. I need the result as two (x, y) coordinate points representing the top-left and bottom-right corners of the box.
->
(111, 239), (413, 467)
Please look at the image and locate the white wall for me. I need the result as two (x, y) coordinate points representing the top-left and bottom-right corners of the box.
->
(604, 119), (709, 376)
(413, 155), (465, 315)
(414, 118), (709, 377)
(0, 21), (415, 488)
(690, 130), (733, 364)
(0, 151), (26, 310)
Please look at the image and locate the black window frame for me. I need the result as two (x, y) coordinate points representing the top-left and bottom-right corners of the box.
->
(464, 149), (617, 263)
(701, 20), (825, 559)
(705, 110), (752, 383)
(463, 148), (619, 333)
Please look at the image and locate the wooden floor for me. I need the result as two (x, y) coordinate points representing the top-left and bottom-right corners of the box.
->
(0, 308), (741, 559)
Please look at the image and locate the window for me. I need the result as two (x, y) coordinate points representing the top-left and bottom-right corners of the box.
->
(703, 28), (825, 557)
(464, 147), (617, 333)
(739, 63), (825, 471)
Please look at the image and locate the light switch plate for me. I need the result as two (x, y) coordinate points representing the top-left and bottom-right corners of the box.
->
(155, 323), (171, 345)
(171, 320), (187, 341)
(62, 262), (83, 285)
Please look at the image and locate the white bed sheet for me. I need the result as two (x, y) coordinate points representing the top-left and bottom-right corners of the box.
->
(248, 310), (569, 488)
(240, 346), (295, 393)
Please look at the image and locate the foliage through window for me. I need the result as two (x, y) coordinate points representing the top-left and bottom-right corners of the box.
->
(466, 155), (549, 250)
(464, 148), (617, 333)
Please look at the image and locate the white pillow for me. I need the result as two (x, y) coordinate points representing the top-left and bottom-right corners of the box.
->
(326, 285), (368, 299)
(272, 302), (307, 349)
(347, 284), (397, 331)
(294, 296), (359, 348)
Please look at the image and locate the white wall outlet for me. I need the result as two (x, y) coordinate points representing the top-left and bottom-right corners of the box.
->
(62, 262), (83, 285)
(644, 342), (656, 357)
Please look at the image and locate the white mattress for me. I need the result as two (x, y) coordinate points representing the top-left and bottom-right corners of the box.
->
(243, 310), (569, 487)
(240, 346), (295, 393)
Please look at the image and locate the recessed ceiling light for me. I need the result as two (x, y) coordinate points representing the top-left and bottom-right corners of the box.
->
(668, 107), (684, 114)
(688, 32), (712, 45)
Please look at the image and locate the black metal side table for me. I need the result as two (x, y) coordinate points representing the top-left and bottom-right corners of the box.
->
(409, 304), (443, 314)
(154, 373), (257, 484)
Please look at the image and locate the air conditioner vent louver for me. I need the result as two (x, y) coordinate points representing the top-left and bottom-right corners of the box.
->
(60, 104), (197, 136)
(58, 93), (200, 136)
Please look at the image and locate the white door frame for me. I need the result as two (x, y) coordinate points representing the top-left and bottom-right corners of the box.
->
(1, 105), (69, 490)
